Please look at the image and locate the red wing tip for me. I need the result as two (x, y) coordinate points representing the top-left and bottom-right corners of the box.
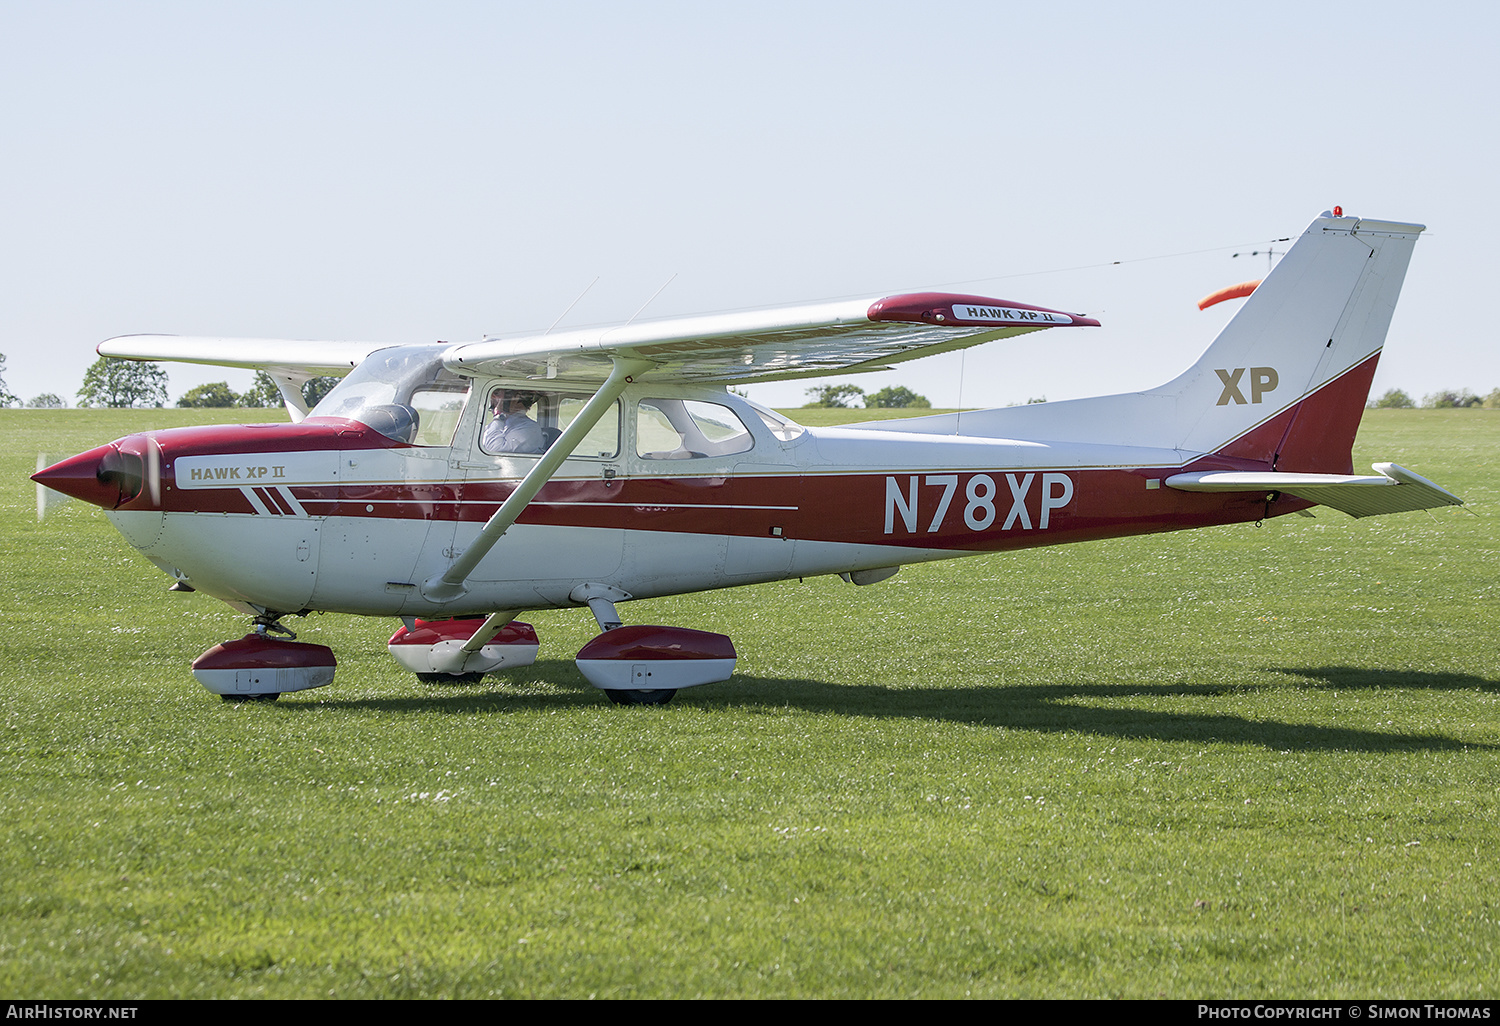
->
(868, 292), (1098, 329)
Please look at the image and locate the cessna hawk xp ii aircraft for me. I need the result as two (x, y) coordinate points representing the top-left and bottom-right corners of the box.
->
(35, 212), (1461, 705)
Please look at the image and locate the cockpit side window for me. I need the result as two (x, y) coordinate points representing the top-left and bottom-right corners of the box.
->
(478, 386), (620, 459)
(636, 399), (755, 460)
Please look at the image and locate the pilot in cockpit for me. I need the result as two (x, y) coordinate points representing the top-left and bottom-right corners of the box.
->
(482, 388), (547, 454)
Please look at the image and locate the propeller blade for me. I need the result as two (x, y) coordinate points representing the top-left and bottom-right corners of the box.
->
(146, 435), (161, 507)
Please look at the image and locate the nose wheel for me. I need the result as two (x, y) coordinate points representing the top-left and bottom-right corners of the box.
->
(192, 613), (335, 702)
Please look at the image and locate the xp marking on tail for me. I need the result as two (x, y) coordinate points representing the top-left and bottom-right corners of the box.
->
(36, 210), (1460, 705)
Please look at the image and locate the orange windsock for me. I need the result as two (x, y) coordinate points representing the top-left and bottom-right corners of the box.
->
(1197, 279), (1262, 311)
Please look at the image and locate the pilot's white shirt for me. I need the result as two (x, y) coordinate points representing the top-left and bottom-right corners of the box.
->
(483, 411), (545, 454)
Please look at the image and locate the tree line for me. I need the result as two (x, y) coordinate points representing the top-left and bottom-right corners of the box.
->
(0, 354), (337, 409)
(809, 384), (1500, 412)
(1367, 389), (1500, 409)
(803, 384), (932, 409)
(2, 352), (1499, 413)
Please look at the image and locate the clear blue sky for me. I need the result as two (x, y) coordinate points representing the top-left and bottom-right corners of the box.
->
(1, 0), (1494, 409)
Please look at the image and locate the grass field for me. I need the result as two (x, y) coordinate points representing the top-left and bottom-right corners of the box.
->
(2, 407), (1496, 998)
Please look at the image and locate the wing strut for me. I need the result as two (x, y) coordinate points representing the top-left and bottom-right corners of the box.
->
(421, 357), (653, 603)
(267, 370), (315, 423)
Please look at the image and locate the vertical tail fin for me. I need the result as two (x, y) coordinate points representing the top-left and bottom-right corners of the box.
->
(855, 213), (1425, 472)
(1170, 214), (1424, 472)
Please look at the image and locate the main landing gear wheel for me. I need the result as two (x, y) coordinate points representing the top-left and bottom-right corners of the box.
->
(605, 688), (678, 706)
(416, 671), (485, 684)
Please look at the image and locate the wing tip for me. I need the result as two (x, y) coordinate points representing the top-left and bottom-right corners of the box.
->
(868, 292), (1099, 329)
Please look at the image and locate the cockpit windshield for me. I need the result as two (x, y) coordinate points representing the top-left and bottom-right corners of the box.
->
(309, 345), (471, 445)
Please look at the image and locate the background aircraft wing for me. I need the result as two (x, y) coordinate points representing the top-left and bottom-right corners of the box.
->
(97, 334), (390, 377)
(440, 292), (1099, 384)
(96, 334), (399, 421)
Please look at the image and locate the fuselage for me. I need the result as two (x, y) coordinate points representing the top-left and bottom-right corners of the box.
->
(50, 378), (1296, 620)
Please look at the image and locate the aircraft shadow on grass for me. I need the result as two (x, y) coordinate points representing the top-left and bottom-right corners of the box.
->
(298, 661), (1497, 754)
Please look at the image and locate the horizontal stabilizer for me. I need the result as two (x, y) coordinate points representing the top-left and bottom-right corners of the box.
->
(1165, 463), (1463, 518)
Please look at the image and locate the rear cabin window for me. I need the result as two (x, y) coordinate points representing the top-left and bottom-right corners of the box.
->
(636, 399), (754, 460)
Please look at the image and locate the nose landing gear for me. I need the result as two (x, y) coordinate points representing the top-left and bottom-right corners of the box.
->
(192, 614), (336, 702)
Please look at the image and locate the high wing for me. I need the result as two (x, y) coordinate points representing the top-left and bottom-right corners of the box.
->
(1166, 464), (1463, 518)
(439, 293), (1099, 384)
(420, 292), (1094, 602)
(94, 292), (1098, 418)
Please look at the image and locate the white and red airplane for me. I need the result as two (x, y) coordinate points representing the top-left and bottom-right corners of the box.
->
(34, 211), (1461, 704)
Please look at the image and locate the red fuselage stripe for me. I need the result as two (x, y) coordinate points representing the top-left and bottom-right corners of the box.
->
(151, 464), (1292, 554)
